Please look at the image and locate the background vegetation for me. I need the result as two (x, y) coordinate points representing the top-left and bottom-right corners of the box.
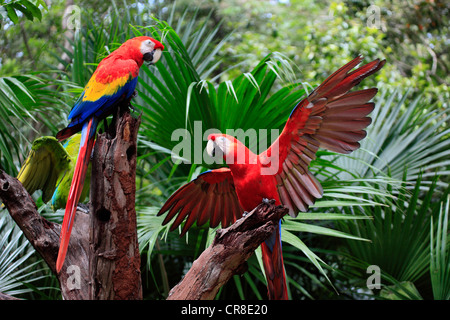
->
(0, 0), (448, 300)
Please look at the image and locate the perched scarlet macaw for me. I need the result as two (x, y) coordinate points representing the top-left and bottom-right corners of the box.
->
(55, 36), (164, 272)
(158, 56), (385, 299)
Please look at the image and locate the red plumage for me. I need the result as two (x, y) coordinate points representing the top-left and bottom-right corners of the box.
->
(55, 36), (164, 272)
(158, 56), (386, 299)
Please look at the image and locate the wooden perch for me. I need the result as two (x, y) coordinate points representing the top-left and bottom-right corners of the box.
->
(88, 109), (142, 299)
(0, 169), (91, 299)
(167, 200), (288, 300)
(0, 108), (141, 300)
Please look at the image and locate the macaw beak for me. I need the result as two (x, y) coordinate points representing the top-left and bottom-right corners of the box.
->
(144, 48), (162, 65)
(206, 139), (216, 158)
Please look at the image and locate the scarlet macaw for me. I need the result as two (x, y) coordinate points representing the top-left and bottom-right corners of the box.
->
(13, 134), (90, 210)
(55, 36), (164, 272)
(158, 56), (385, 299)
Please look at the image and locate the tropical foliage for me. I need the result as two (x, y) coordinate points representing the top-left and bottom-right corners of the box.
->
(0, 0), (448, 300)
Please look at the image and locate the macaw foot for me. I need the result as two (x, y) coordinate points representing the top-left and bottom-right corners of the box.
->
(129, 103), (138, 113)
(77, 203), (89, 214)
(242, 211), (250, 217)
(262, 198), (270, 204)
(127, 95), (142, 116)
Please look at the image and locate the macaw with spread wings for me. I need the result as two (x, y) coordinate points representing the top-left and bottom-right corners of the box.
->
(158, 56), (385, 299)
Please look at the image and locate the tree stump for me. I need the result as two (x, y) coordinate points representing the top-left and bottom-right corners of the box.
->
(88, 111), (142, 299)
(0, 110), (142, 300)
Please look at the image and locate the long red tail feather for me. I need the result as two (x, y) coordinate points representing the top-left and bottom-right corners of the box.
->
(56, 117), (97, 272)
(261, 220), (288, 300)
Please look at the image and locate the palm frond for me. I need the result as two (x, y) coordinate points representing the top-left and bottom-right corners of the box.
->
(0, 75), (68, 175)
(430, 193), (450, 300)
(0, 214), (51, 297)
(332, 89), (450, 187)
(337, 174), (447, 292)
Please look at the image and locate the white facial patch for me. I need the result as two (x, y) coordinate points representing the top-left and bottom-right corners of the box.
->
(206, 137), (231, 159)
(206, 139), (215, 158)
(140, 39), (155, 55)
(140, 40), (163, 64)
(214, 136), (231, 156)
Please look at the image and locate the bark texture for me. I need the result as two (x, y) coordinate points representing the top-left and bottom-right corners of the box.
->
(0, 110), (141, 300)
(0, 171), (91, 299)
(88, 111), (142, 299)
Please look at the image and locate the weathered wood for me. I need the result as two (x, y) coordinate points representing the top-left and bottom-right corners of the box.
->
(167, 200), (288, 300)
(0, 109), (142, 300)
(88, 110), (142, 300)
(0, 171), (90, 299)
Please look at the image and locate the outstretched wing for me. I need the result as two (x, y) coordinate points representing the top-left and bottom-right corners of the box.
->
(261, 56), (386, 217)
(157, 168), (243, 236)
(17, 136), (71, 203)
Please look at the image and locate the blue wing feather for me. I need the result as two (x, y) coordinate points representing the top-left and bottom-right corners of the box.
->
(66, 77), (138, 128)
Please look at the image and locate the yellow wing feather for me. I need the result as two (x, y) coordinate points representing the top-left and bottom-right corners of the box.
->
(16, 136), (71, 203)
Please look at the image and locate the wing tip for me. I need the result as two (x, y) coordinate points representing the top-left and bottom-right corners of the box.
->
(56, 126), (79, 142)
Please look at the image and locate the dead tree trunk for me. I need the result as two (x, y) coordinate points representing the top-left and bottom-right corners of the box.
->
(0, 171), (91, 299)
(0, 109), (141, 300)
(167, 200), (288, 300)
(88, 110), (142, 299)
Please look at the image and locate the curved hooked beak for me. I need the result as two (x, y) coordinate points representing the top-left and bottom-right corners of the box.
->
(206, 139), (216, 158)
(143, 48), (163, 65)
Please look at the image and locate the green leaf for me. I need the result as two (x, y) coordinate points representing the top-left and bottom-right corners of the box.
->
(6, 6), (18, 24)
(283, 220), (371, 242)
(281, 230), (335, 290)
(0, 215), (53, 296)
(10, 2), (33, 21)
(21, 0), (42, 21)
(430, 194), (450, 300)
(293, 212), (372, 221)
